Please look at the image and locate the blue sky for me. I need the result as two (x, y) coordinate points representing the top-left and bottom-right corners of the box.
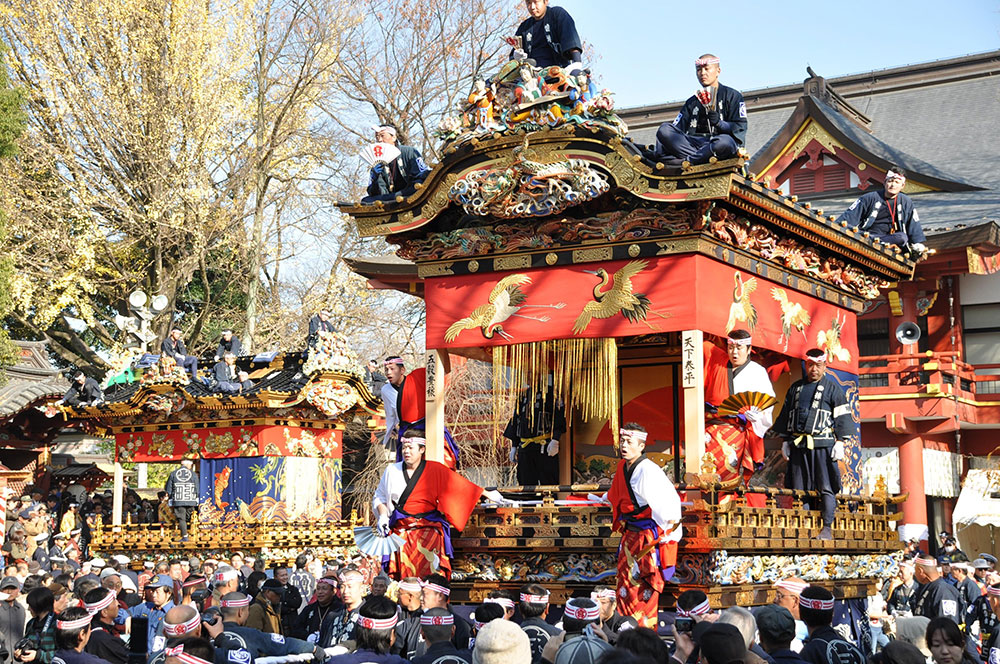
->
(563, 0), (1000, 108)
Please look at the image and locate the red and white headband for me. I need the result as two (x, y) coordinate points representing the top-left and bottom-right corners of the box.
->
(727, 336), (752, 347)
(885, 170), (906, 184)
(591, 589), (616, 600)
(420, 614), (455, 626)
(214, 569), (238, 583)
(84, 592), (116, 615)
(318, 578), (339, 588)
(182, 577), (206, 589)
(486, 597), (515, 610)
(563, 599), (600, 621)
(677, 599), (711, 617)
(799, 596), (835, 611)
(775, 580), (809, 595)
(164, 612), (201, 637)
(169, 649), (212, 664)
(472, 616), (487, 630)
(914, 556), (938, 568)
(357, 614), (398, 630)
(220, 596), (251, 608)
(422, 581), (451, 597)
(987, 586), (1000, 597)
(384, 357), (404, 367)
(56, 614), (93, 630)
(400, 437), (426, 447)
(520, 592), (549, 604)
(619, 429), (648, 442)
(398, 581), (422, 593)
(695, 56), (720, 66)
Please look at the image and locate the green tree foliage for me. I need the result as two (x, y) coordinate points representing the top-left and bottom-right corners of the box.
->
(0, 43), (25, 373)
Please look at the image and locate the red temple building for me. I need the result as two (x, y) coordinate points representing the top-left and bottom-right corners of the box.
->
(620, 51), (1000, 551)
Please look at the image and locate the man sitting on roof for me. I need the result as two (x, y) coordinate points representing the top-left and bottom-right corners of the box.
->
(654, 54), (747, 167)
(836, 166), (927, 256)
(362, 124), (430, 204)
(62, 372), (103, 408)
(509, 0), (583, 71)
(212, 353), (243, 395)
(214, 329), (242, 362)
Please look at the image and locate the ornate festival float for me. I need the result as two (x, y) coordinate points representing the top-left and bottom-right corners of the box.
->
(340, 53), (917, 609)
(59, 332), (378, 565)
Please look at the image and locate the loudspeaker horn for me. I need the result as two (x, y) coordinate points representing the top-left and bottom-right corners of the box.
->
(895, 321), (921, 345)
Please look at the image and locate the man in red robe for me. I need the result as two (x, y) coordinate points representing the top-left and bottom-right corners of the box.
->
(602, 423), (682, 629)
(390, 362), (460, 470)
(703, 330), (775, 505)
(373, 431), (504, 580)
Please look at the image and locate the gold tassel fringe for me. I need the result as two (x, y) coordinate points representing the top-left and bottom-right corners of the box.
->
(492, 338), (618, 447)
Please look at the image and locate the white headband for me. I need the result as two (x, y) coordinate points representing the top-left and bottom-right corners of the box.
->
(214, 569), (239, 583)
(619, 429), (648, 442)
(885, 170), (906, 183)
(220, 596), (251, 608)
(398, 581), (422, 594)
(84, 591), (116, 615)
(422, 581), (451, 597)
(520, 592), (550, 604)
(357, 614), (398, 630)
(591, 589), (617, 600)
(775, 580), (809, 595)
(163, 612), (201, 637)
(486, 597), (515, 609)
(695, 57), (720, 66)
(56, 615), (93, 630)
(799, 596), (835, 611)
(564, 599), (600, 621)
(727, 336), (752, 346)
(677, 599), (711, 617)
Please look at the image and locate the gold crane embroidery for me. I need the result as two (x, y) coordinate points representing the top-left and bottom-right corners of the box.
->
(445, 274), (565, 342)
(725, 273), (757, 333)
(573, 260), (670, 334)
(817, 311), (852, 363)
(771, 287), (811, 351)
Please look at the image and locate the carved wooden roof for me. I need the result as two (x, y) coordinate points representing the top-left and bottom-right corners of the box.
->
(339, 125), (916, 308)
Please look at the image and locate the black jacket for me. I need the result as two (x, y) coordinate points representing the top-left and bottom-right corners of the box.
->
(213, 361), (238, 385)
(307, 315), (334, 347)
(63, 378), (103, 407)
(411, 641), (472, 664)
(0, 600), (24, 664)
(85, 623), (129, 664)
(215, 336), (243, 360)
(160, 338), (188, 359)
(290, 600), (339, 641)
(367, 145), (430, 198)
(670, 83), (748, 146)
(164, 467), (199, 507)
(512, 5), (582, 68)
(836, 190), (926, 244)
(799, 626), (865, 664)
(216, 622), (315, 660)
(913, 577), (963, 621)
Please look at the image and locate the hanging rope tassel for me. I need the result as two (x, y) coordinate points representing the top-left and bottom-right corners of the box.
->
(492, 338), (618, 449)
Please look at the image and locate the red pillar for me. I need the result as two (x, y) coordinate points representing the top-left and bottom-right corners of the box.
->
(898, 436), (929, 543)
